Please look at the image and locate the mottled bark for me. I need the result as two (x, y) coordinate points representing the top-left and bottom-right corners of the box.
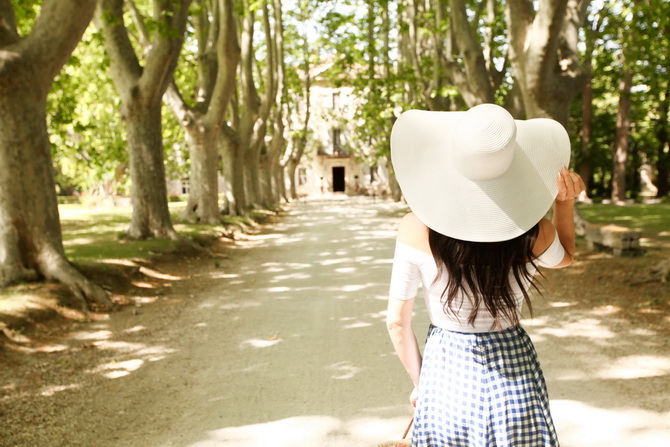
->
(578, 12), (603, 194)
(446, 0), (496, 106)
(239, 4), (261, 209)
(124, 101), (179, 238)
(265, 0), (286, 206)
(655, 86), (670, 198)
(506, 0), (590, 124)
(283, 24), (310, 200)
(579, 70), (594, 193)
(0, 0), (111, 309)
(183, 125), (223, 223)
(611, 66), (633, 203)
(164, 0), (240, 223)
(96, 0), (190, 239)
(220, 129), (246, 216)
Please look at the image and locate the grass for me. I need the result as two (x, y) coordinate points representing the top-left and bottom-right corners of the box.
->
(1, 199), (667, 327)
(577, 202), (670, 247)
(59, 203), (182, 262)
(59, 201), (246, 263)
(57, 200), (280, 263)
(53, 200), (670, 261)
(1, 201), (261, 317)
(8, 199), (670, 278)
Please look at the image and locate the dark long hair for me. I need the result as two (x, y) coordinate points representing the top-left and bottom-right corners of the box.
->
(428, 224), (541, 329)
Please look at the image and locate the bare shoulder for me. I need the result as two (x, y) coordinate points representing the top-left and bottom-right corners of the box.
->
(397, 212), (431, 253)
(398, 212), (427, 234)
(532, 217), (556, 257)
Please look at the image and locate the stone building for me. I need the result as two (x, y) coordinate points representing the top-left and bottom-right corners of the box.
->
(294, 64), (392, 198)
(167, 64), (393, 200)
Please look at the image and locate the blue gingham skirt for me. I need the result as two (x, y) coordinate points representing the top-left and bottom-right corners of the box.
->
(412, 325), (559, 447)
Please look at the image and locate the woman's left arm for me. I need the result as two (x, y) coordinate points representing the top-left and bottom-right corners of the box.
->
(386, 297), (422, 390)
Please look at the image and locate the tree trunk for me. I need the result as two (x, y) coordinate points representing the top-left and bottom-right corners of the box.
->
(276, 164), (288, 202)
(287, 154), (300, 200)
(446, 0), (496, 106)
(184, 127), (222, 222)
(578, 12), (603, 195)
(269, 147), (283, 205)
(125, 101), (179, 238)
(220, 131), (247, 216)
(267, 0), (286, 206)
(267, 117), (287, 206)
(386, 157), (402, 202)
(506, 0), (590, 124)
(244, 141), (261, 207)
(0, 0), (111, 309)
(164, 0), (240, 223)
(259, 148), (274, 207)
(401, 0), (438, 109)
(239, 3), (261, 209)
(96, 0), (189, 239)
(611, 67), (633, 203)
(656, 86), (670, 198)
(579, 63), (594, 194)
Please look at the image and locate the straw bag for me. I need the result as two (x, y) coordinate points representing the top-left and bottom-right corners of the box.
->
(376, 417), (413, 447)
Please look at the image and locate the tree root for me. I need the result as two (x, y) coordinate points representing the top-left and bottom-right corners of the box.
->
(0, 264), (38, 287)
(126, 225), (182, 242)
(40, 256), (115, 312)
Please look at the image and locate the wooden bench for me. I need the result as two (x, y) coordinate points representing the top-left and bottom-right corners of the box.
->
(585, 224), (642, 256)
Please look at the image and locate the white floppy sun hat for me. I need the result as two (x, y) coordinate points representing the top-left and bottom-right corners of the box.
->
(390, 103), (571, 242)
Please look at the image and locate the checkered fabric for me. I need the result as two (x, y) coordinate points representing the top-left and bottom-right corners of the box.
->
(412, 325), (560, 447)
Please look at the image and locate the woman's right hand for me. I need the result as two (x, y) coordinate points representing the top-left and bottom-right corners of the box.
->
(410, 387), (419, 408)
(556, 167), (586, 202)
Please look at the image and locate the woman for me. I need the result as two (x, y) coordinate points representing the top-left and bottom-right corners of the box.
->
(386, 104), (585, 446)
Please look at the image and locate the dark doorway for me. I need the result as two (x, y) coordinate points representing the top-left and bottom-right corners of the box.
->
(332, 166), (345, 192)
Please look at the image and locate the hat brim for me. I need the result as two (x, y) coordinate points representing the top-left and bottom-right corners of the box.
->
(390, 109), (571, 242)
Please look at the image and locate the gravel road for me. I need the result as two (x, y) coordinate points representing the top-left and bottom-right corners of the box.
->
(1, 195), (668, 447)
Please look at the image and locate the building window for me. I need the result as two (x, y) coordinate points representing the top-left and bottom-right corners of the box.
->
(332, 128), (342, 154)
(298, 167), (307, 186)
(332, 91), (340, 109)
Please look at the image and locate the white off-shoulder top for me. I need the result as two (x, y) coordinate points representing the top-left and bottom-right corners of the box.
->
(388, 231), (566, 332)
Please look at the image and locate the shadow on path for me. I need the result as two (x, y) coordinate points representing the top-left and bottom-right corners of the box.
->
(2, 196), (667, 447)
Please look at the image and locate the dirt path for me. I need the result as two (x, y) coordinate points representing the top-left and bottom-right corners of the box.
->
(1, 196), (669, 447)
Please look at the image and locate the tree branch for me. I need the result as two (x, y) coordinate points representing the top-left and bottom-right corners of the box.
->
(139, 0), (191, 105)
(448, 0), (495, 105)
(191, 0), (217, 109)
(259, 1), (276, 120)
(164, 79), (192, 126)
(204, 0), (240, 129)
(530, 0), (568, 82)
(22, 0), (96, 84)
(506, 0), (535, 58)
(127, 0), (151, 48)
(0, 0), (19, 46)
(95, 0), (142, 96)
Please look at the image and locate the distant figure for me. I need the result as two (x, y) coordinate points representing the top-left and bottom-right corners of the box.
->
(386, 104), (585, 446)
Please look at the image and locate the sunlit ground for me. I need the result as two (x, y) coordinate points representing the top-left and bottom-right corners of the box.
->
(2, 195), (668, 446)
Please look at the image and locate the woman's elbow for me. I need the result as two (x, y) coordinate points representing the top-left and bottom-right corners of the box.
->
(554, 252), (575, 268)
(386, 315), (404, 333)
(386, 297), (414, 332)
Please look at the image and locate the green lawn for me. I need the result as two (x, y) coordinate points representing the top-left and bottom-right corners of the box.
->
(577, 202), (670, 246)
(58, 201), (272, 263)
(59, 202), (183, 262)
(56, 201), (670, 263)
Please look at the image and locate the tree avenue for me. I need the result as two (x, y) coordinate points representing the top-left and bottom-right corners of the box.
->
(0, 0), (667, 306)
